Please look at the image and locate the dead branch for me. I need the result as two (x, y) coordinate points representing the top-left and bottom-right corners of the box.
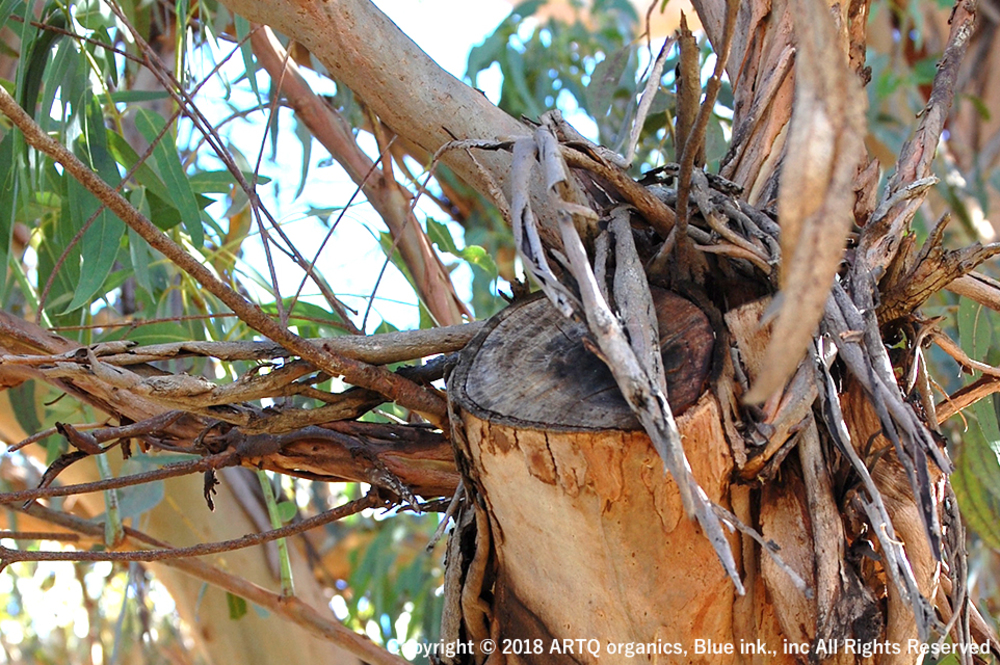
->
(856, 2), (977, 277)
(947, 272), (1000, 313)
(0, 493), (378, 564)
(936, 375), (1000, 423)
(0, 452), (238, 505)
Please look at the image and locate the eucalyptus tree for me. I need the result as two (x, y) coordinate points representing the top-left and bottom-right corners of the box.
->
(1, 1), (1000, 664)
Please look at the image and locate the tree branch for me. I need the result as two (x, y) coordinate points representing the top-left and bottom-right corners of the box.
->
(857, 1), (977, 276)
(0, 85), (449, 425)
(0, 493), (378, 563)
(251, 25), (470, 326)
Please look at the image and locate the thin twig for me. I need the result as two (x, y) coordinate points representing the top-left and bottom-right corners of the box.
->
(0, 531), (80, 542)
(0, 452), (238, 505)
(712, 503), (811, 597)
(0, 494), (378, 563)
(625, 37), (673, 165)
(7, 421), (106, 454)
(857, 1), (976, 275)
(251, 32), (292, 328)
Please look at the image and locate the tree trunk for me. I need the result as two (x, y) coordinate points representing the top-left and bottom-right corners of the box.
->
(444, 292), (810, 663)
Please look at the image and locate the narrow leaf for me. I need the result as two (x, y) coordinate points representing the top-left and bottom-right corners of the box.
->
(426, 218), (460, 254)
(952, 413), (1000, 550)
(234, 15), (262, 106)
(134, 108), (204, 247)
(188, 169), (271, 193)
(96, 454), (125, 548)
(587, 45), (632, 118)
(0, 0), (22, 31)
(105, 130), (172, 202)
(65, 98), (126, 312)
(8, 381), (41, 436)
(128, 188), (153, 296)
(0, 132), (17, 295)
(276, 500), (296, 524)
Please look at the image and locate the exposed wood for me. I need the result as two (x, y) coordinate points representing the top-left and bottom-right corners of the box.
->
(455, 392), (741, 664)
(459, 289), (713, 430)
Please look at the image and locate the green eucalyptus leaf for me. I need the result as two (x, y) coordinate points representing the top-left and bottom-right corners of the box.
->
(459, 244), (498, 277)
(276, 500), (297, 524)
(64, 97), (126, 313)
(952, 420), (1000, 551)
(958, 298), (992, 374)
(426, 218), (460, 254)
(226, 592), (248, 620)
(0, 132), (17, 295)
(234, 15), (261, 106)
(587, 45), (633, 119)
(134, 108), (204, 247)
(8, 380), (42, 437)
(18, 7), (66, 120)
(188, 170), (270, 193)
(128, 187), (154, 296)
(0, 0), (23, 31)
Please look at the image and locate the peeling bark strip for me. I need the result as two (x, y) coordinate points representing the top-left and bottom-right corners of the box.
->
(744, 0), (866, 404)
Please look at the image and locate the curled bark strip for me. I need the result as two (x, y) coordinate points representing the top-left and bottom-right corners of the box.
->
(611, 207), (665, 393)
(510, 137), (578, 318)
(745, 0), (866, 404)
(826, 282), (949, 561)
